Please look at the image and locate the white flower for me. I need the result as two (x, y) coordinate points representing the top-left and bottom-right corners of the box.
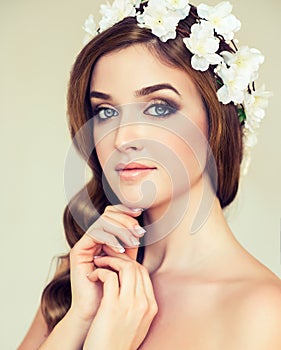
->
(241, 128), (258, 175)
(99, 0), (136, 32)
(82, 14), (98, 44)
(243, 129), (258, 148)
(240, 138), (255, 175)
(183, 22), (222, 71)
(216, 64), (249, 104)
(83, 14), (98, 36)
(137, 0), (180, 41)
(131, 0), (142, 6)
(244, 86), (272, 131)
(197, 1), (241, 41)
(241, 86), (271, 175)
(165, 0), (188, 9)
(165, 0), (191, 19)
(221, 46), (264, 82)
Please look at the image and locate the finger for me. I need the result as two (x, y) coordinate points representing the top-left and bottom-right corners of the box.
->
(93, 256), (139, 297)
(101, 249), (154, 301)
(87, 268), (119, 298)
(102, 244), (138, 261)
(70, 233), (102, 266)
(125, 247), (139, 260)
(137, 265), (157, 307)
(105, 204), (143, 218)
(87, 218), (140, 248)
(85, 230), (125, 253)
(103, 211), (146, 238)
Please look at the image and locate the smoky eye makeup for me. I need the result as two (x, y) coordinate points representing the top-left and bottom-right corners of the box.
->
(90, 93), (182, 121)
(143, 98), (181, 119)
(92, 104), (119, 121)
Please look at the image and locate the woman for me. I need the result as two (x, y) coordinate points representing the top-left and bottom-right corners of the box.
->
(19, 1), (281, 349)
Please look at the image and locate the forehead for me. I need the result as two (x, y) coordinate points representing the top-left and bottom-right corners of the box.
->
(90, 44), (201, 102)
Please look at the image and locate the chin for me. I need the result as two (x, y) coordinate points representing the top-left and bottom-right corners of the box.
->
(116, 189), (158, 210)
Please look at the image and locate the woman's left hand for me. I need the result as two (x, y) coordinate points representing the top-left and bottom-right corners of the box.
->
(83, 246), (158, 350)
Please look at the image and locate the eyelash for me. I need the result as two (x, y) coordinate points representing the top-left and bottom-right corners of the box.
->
(92, 99), (179, 122)
(93, 106), (119, 120)
(143, 99), (179, 119)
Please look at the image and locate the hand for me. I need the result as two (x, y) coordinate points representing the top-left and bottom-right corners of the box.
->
(85, 204), (145, 259)
(84, 246), (158, 350)
(68, 205), (145, 323)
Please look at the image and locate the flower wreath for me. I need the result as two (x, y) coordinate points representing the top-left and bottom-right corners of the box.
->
(82, 0), (271, 175)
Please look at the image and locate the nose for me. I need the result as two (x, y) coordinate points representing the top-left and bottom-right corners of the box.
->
(114, 105), (144, 152)
(114, 123), (144, 153)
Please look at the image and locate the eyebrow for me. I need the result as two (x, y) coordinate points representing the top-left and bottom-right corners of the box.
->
(135, 83), (181, 97)
(90, 83), (181, 100)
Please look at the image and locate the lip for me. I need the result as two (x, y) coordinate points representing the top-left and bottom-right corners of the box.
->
(116, 162), (157, 180)
(116, 162), (156, 171)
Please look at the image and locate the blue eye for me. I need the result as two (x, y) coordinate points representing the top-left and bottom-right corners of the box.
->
(94, 107), (119, 120)
(144, 103), (177, 118)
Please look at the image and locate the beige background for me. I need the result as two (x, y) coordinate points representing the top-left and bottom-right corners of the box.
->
(1, 0), (280, 348)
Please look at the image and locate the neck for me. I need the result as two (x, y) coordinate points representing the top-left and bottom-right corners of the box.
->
(141, 176), (238, 275)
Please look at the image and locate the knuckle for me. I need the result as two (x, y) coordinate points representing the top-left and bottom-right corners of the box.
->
(139, 265), (148, 274)
(104, 205), (112, 213)
(137, 299), (149, 314)
(109, 272), (119, 283)
(149, 301), (159, 317)
(103, 206), (117, 217)
(69, 245), (80, 264)
(125, 261), (136, 272)
(70, 243), (78, 257)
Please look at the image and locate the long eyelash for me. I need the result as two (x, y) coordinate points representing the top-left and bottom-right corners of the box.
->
(92, 106), (117, 121)
(92, 106), (104, 117)
(151, 98), (180, 110)
(91, 105), (98, 117)
(144, 98), (180, 120)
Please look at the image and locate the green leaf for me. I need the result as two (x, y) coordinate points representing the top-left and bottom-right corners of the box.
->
(238, 107), (246, 123)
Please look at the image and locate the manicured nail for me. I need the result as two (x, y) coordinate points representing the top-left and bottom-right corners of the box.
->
(130, 208), (143, 212)
(130, 236), (140, 246)
(113, 245), (125, 253)
(134, 225), (146, 236)
(93, 255), (102, 259)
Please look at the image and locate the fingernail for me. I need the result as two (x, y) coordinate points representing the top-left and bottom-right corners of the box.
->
(114, 246), (125, 253)
(130, 236), (140, 246)
(134, 225), (146, 236)
(93, 255), (102, 259)
(130, 208), (143, 212)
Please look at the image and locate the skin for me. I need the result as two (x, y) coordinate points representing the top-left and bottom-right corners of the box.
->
(18, 44), (281, 350)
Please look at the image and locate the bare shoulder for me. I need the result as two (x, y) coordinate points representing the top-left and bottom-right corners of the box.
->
(222, 273), (281, 349)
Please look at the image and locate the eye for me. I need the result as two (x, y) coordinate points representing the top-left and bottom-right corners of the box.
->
(94, 107), (119, 120)
(143, 102), (177, 118)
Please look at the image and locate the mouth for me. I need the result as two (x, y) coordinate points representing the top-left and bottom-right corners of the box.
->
(116, 162), (157, 180)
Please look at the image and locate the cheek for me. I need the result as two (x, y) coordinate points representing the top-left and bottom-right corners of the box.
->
(153, 113), (209, 184)
(93, 129), (113, 169)
(157, 132), (207, 188)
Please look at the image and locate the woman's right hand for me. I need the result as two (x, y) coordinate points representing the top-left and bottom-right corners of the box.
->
(37, 205), (145, 350)
(68, 205), (145, 324)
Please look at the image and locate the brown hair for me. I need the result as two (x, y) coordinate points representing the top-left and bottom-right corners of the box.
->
(41, 6), (243, 332)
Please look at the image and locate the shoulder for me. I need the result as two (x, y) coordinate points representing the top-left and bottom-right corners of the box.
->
(224, 277), (281, 349)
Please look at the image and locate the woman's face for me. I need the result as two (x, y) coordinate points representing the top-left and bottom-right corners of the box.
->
(90, 44), (208, 210)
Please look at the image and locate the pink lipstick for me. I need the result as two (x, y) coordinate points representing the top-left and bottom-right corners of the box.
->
(116, 162), (156, 181)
